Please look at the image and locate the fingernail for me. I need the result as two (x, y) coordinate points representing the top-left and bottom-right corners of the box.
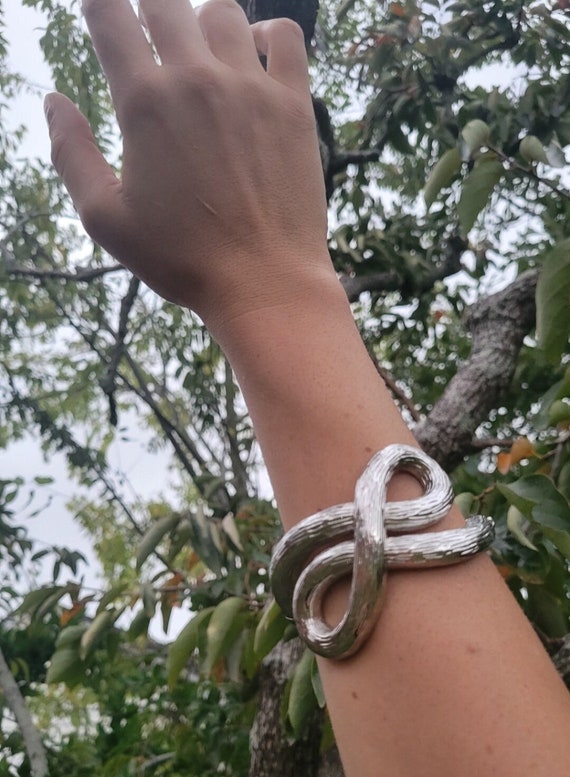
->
(44, 94), (55, 127)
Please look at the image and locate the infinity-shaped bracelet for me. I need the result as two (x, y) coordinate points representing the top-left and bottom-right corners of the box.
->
(270, 444), (495, 659)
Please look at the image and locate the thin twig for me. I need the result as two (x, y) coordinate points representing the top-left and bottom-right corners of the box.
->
(489, 144), (570, 201)
(368, 355), (422, 423)
(100, 276), (141, 425)
(5, 263), (125, 282)
(470, 437), (514, 450)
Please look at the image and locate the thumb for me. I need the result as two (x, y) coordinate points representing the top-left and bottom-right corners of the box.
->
(44, 92), (126, 247)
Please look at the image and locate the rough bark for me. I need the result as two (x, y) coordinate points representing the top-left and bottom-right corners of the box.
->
(249, 638), (324, 777)
(318, 745), (346, 777)
(552, 635), (570, 691)
(0, 647), (48, 777)
(415, 269), (538, 471)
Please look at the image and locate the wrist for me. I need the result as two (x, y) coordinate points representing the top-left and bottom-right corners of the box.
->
(204, 256), (344, 353)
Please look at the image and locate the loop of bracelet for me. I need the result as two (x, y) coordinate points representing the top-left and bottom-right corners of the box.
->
(270, 444), (495, 659)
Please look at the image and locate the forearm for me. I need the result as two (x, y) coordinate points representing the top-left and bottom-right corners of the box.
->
(213, 266), (570, 777)
(212, 265), (421, 526)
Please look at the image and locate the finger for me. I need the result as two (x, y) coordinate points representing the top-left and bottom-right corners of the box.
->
(45, 93), (129, 251)
(197, 0), (263, 71)
(82, 0), (155, 99)
(139, 0), (208, 65)
(251, 19), (311, 94)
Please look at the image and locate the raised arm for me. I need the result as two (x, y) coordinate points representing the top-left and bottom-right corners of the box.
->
(45, 1), (570, 775)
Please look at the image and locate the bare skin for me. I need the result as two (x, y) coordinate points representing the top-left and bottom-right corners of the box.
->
(45, 1), (570, 775)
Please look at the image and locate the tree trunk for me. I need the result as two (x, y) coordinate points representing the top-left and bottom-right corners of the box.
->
(415, 270), (538, 470)
(318, 745), (346, 777)
(249, 638), (325, 777)
(0, 647), (48, 777)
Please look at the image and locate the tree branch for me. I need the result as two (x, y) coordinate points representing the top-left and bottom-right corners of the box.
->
(470, 437), (514, 450)
(223, 358), (251, 500)
(340, 234), (467, 302)
(329, 148), (381, 175)
(340, 270), (403, 301)
(0, 647), (48, 777)
(140, 752), (176, 772)
(5, 262), (124, 283)
(489, 145), (570, 201)
(368, 356), (421, 423)
(99, 275), (141, 426)
(415, 270), (538, 470)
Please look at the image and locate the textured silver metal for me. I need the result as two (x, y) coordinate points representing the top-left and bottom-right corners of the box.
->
(270, 444), (495, 659)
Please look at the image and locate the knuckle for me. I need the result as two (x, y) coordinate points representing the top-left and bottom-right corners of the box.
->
(199, 0), (243, 16)
(180, 62), (225, 100)
(196, 0), (249, 29)
(82, 0), (110, 23)
(120, 72), (165, 127)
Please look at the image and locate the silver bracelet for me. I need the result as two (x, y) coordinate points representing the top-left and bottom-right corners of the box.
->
(270, 444), (495, 659)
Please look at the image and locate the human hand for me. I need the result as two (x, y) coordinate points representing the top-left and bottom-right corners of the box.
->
(45, 0), (331, 329)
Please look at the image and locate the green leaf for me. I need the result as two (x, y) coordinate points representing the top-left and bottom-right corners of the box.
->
(80, 610), (115, 660)
(526, 585), (569, 638)
(225, 631), (247, 684)
(136, 513), (180, 570)
(558, 460), (570, 500)
(167, 607), (213, 689)
(127, 609), (150, 641)
(287, 648), (317, 738)
(161, 597), (173, 634)
(540, 13), (570, 43)
(141, 583), (156, 618)
(454, 492), (475, 518)
(534, 368), (570, 429)
(536, 239), (570, 362)
(460, 119), (491, 161)
(544, 139), (566, 168)
(457, 155), (503, 233)
(549, 400), (570, 426)
(506, 505), (538, 551)
(17, 586), (69, 620)
(55, 624), (88, 650)
(519, 135), (549, 165)
(310, 657), (326, 710)
(183, 506), (224, 576)
(96, 582), (129, 612)
(424, 147), (461, 210)
(498, 475), (570, 558)
(222, 513), (244, 553)
(253, 598), (288, 660)
(498, 475), (569, 518)
(46, 647), (82, 685)
(204, 596), (245, 676)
